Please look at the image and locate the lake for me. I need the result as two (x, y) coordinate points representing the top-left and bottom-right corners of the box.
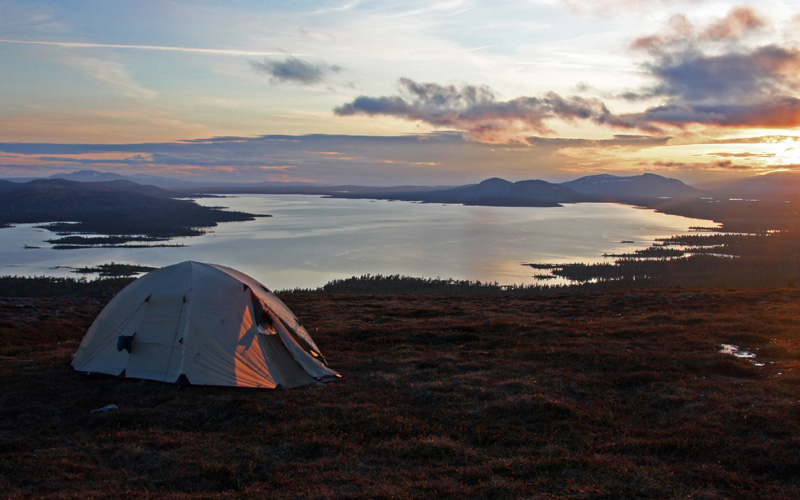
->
(0, 195), (714, 290)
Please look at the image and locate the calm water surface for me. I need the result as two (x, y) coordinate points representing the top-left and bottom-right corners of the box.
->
(0, 195), (713, 290)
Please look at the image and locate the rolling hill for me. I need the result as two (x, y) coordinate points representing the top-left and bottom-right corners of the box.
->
(561, 173), (700, 199)
(0, 178), (257, 243)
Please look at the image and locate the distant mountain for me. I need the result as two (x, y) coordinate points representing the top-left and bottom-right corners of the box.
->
(3, 169), (198, 188)
(25, 178), (180, 199)
(561, 173), (699, 199)
(4, 169), (325, 190)
(48, 169), (212, 189)
(327, 177), (586, 206)
(329, 175), (704, 206)
(417, 178), (585, 206)
(6, 170), (798, 204)
(49, 169), (126, 183)
(704, 171), (800, 202)
(0, 179), (18, 194)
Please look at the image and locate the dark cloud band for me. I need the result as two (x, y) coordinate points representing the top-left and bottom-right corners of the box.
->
(335, 78), (631, 142)
(251, 57), (342, 85)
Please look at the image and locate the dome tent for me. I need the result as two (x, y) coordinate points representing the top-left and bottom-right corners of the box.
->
(71, 261), (339, 389)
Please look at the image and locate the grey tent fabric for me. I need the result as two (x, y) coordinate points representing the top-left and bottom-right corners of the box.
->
(71, 261), (339, 388)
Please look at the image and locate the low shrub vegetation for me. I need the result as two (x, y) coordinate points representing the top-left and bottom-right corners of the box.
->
(1, 288), (798, 498)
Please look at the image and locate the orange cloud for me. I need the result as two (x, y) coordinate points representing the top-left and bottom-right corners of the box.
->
(702, 6), (768, 41)
(263, 173), (323, 183)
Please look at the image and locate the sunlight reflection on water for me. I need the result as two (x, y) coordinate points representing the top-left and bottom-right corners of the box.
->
(0, 195), (714, 290)
(719, 344), (766, 367)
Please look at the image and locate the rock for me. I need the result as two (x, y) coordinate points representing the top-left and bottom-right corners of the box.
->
(90, 404), (118, 414)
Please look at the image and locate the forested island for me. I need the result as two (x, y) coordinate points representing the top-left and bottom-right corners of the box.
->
(0, 178), (262, 248)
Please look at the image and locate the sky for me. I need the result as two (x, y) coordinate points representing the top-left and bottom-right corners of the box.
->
(0, 0), (798, 186)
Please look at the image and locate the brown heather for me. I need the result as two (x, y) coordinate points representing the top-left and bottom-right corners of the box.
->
(1, 289), (799, 499)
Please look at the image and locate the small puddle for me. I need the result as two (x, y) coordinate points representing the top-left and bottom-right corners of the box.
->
(719, 344), (766, 367)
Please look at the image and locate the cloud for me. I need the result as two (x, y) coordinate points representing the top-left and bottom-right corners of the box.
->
(640, 45), (800, 103)
(250, 57), (343, 85)
(622, 96), (800, 129)
(68, 57), (157, 100)
(562, 0), (701, 16)
(701, 6), (768, 41)
(1, 130), (793, 186)
(335, 78), (640, 142)
(0, 132), (582, 185)
(650, 159), (753, 171)
(525, 135), (671, 148)
(651, 160), (800, 174)
(631, 7), (768, 51)
(35, 155), (150, 165)
(333, 7), (800, 143)
(705, 152), (775, 159)
(705, 135), (800, 145)
(0, 38), (285, 56)
(624, 6), (800, 130)
(0, 2), (70, 38)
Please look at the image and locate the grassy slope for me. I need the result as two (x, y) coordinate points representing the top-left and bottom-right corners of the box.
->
(1, 289), (798, 499)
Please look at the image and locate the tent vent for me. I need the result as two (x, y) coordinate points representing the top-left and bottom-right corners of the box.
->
(116, 335), (133, 353)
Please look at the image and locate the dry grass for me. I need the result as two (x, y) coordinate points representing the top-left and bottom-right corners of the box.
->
(1, 289), (799, 499)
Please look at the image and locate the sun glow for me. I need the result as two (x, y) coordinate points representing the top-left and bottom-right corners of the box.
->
(769, 136), (800, 165)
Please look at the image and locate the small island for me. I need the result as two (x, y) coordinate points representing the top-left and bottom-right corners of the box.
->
(70, 263), (157, 278)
